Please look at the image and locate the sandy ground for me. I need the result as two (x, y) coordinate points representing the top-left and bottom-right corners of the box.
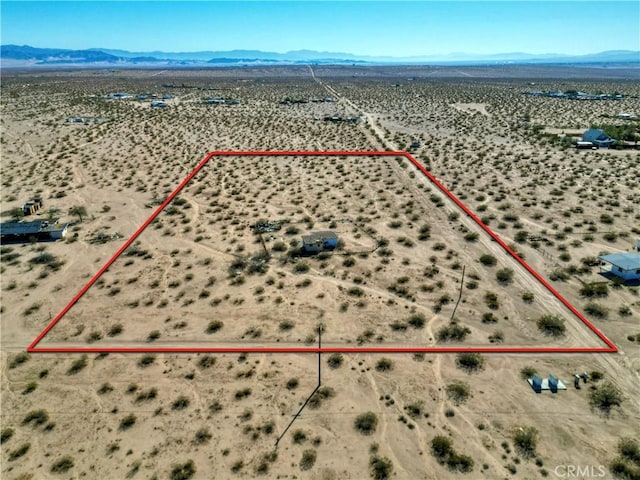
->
(1, 66), (639, 479)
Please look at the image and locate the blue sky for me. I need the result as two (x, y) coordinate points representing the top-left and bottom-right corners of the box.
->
(1, 1), (638, 56)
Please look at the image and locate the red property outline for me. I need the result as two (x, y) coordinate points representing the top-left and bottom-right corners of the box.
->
(28, 151), (617, 354)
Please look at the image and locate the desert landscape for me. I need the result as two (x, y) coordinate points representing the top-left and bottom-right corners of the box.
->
(1, 65), (639, 479)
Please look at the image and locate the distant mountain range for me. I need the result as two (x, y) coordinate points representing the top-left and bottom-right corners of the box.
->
(1, 44), (638, 67)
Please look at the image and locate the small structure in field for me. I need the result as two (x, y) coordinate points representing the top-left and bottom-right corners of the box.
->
(527, 374), (567, 393)
(22, 197), (43, 215)
(582, 129), (616, 148)
(599, 252), (640, 282)
(576, 141), (597, 150)
(302, 231), (338, 254)
(1, 220), (68, 243)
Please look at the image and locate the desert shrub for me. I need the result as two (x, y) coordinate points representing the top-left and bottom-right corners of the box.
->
(484, 292), (499, 310)
(580, 283), (609, 298)
(286, 378), (299, 390)
(446, 381), (471, 405)
(206, 320), (224, 333)
(521, 291), (534, 303)
(590, 381), (623, 414)
(194, 428), (212, 444)
(513, 426), (539, 458)
(617, 438), (640, 464)
(431, 436), (453, 460)
(299, 449), (317, 471)
(171, 460), (196, 480)
(482, 312), (497, 323)
(147, 330), (161, 342)
(50, 455), (74, 473)
(446, 452), (474, 472)
(404, 402), (424, 418)
(138, 354), (156, 367)
(479, 254), (497, 266)
(407, 313), (426, 329)
(279, 319), (295, 330)
(354, 412), (378, 435)
(9, 352), (30, 369)
(135, 388), (157, 402)
(309, 386), (335, 409)
(1, 428), (15, 444)
(293, 261), (310, 273)
(437, 324), (471, 342)
(455, 353), (485, 373)
(66, 355), (88, 375)
(536, 315), (566, 337)
(370, 455), (394, 479)
(8, 443), (30, 461)
(234, 388), (252, 400)
(375, 358), (394, 372)
(293, 429), (307, 444)
(22, 409), (49, 426)
(198, 355), (216, 369)
(520, 366), (537, 380)
(22, 381), (37, 395)
(584, 301), (608, 319)
(108, 323), (123, 336)
(119, 414), (136, 430)
(496, 268), (514, 285)
(327, 353), (344, 368)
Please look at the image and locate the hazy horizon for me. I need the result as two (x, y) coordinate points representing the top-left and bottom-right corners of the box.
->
(1, 1), (639, 57)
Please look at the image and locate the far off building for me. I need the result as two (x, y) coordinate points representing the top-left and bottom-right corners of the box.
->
(302, 231), (339, 254)
(582, 129), (616, 148)
(22, 197), (43, 215)
(599, 252), (640, 283)
(1, 220), (68, 244)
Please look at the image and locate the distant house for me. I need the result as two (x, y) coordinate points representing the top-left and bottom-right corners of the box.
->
(599, 252), (640, 282)
(302, 231), (338, 254)
(582, 129), (616, 148)
(22, 197), (43, 215)
(1, 220), (68, 244)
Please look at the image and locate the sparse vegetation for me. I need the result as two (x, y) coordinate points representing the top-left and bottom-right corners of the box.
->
(354, 412), (378, 435)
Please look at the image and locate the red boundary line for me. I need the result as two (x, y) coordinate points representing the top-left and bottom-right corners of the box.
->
(28, 151), (617, 354)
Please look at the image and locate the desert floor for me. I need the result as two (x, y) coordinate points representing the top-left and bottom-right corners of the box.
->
(1, 65), (639, 480)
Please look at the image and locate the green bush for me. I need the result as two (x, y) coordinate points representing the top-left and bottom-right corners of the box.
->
(585, 301), (608, 319)
(590, 381), (623, 414)
(437, 324), (471, 342)
(431, 436), (453, 460)
(50, 455), (74, 473)
(299, 449), (317, 471)
(327, 353), (344, 369)
(513, 426), (538, 458)
(407, 313), (426, 329)
(22, 409), (49, 426)
(66, 355), (88, 375)
(119, 414), (136, 430)
(369, 454), (394, 479)
(375, 358), (394, 372)
(354, 412), (378, 435)
(536, 315), (566, 337)
(496, 268), (514, 285)
(206, 320), (224, 333)
(479, 254), (497, 266)
(171, 460), (196, 480)
(1, 427), (15, 444)
(456, 353), (485, 373)
(8, 443), (30, 461)
(446, 381), (471, 405)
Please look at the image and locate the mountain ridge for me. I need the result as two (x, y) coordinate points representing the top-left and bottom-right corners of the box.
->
(1, 44), (638, 67)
